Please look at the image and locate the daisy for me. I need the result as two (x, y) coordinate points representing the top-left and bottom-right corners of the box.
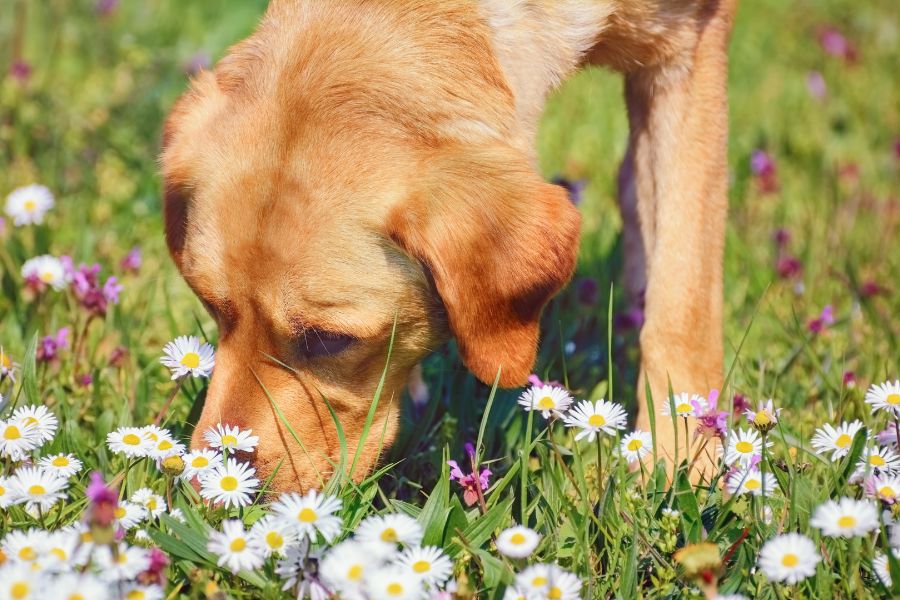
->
(138, 424), (169, 443)
(0, 350), (17, 382)
(873, 549), (900, 587)
(114, 500), (148, 530)
(2, 528), (51, 564)
(515, 564), (582, 600)
(8, 466), (68, 510)
(0, 563), (43, 600)
(868, 473), (900, 503)
(0, 475), (14, 508)
(21, 255), (68, 291)
(662, 393), (707, 418)
(723, 428), (769, 467)
(620, 430), (653, 463)
(810, 420), (864, 461)
(356, 513), (423, 548)
(12, 405), (58, 444)
(271, 489), (343, 542)
(319, 540), (371, 596)
(199, 458), (259, 508)
(396, 545), (452, 588)
(181, 448), (223, 481)
(810, 497), (879, 537)
(160, 335), (215, 380)
(43, 573), (110, 600)
(502, 587), (530, 600)
(726, 466), (777, 497)
(517, 384), (573, 419)
(855, 445), (900, 477)
(0, 418), (41, 460)
(42, 530), (79, 571)
(496, 525), (541, 559)
(563, 399), (628, 442)
(250, 515), (298, 557)
(757, 533), (820, 584)
(276, 541), (329, 599)
(131, 488), (167, 519)
(107, 426), (153, 458)
(207, 519), (265, 574)
(119, 585), (163, 600)
(94, 542), (152, 581)
(37, 453), (83, 478)
(146, 433), (185, 460)
(169, 507), (186, 523)
(865, 380), (900, 416)
(744, 399), (781, 433)
(203, 423), (259, 453)
(5, 184), (54, 226)
(366, 565), (425, 600)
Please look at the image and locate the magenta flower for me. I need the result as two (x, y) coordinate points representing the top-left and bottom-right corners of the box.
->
(614, 306), (645, 332)
(842, 371), (856, 389)
(527, 374), (562, 388)
(36, 327), (70, 364)
(773, 228), (791, 249)
(8, 59), (31, 83)
(750, 150), (779, 194)
(859, 280), (886, 299)
(876, 427), (898, 448)
(140, 547), (170, 586)
(808, 305), (835, 334)
(817, 27), (857, 63)
(67, 260), (123, 317)
(693, 389), (728, 439)
(732, 393), (750, 416)
(448, 443), (491, 507)
(806, 71), (827, 100)
(86, 471), (118, 528)
(95, 0), (119, 16)
(775, 255), (803, 280)
(120, 246), (142, 273)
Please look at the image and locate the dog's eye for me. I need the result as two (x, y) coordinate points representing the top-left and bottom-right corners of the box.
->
(299, 330), (355, 358)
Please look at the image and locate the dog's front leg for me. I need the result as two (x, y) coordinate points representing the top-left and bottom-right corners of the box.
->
(621, 5), (736, 479)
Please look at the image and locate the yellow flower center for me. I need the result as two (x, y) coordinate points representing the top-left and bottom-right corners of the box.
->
(191, 456), (209, 468)
(835, 434), (852, 448)
(781, 553), (798, 567)
(0, 485), (5, 496)
(675, 403), (692, 414)
(879, 486), (896, 499)
(870, 455), (886, 467)
(627, 439), (643, 451)
(18, 547), (36, 561)
(221, 434), (237, 446)
(386, 583), (404, 596)
(1, 354), (11, 369)
(40, 271), (55, 283)
(4, 425), (21, 440)
(11, 582), (29, 600)
(532, 576), (548, 587)
(81, 532), (93, 543)
(735, 441), (754, 453)
(28, 485), (46, 496)
(220, 476), (239, 491)
(52, 456), (69, 467)
(298, 508), (317, 523)
(412, 560), (431, 573)
(588, 414), (606, 427)
(147, 498), (157, 510)
(23, 199), (37, 212)
(117, 553), (128, 565)
(69, 594), (86, 600)
(744, 479), (761, 490)
(838, 515), (856, 529)
(126, 591), (145, 600)
(266, 531), (284, 549)
(123, 433), (141, 446)
(50, 548), (67, 561)
(753, 412), (772, 426)
(548, 587), (563, 600)
(145, 432), (158, 441)
(380, 527), (398, 543)
(180, 352), (200, 369)
(510, 533), (527, 545)
(229, 538), (246, 552)
(347, 565), (363, 581)
(537, 396), (555, 410)
(158, 440), (173, 451)
(887, 394), (900, 405)
(114, 507), (127, 519)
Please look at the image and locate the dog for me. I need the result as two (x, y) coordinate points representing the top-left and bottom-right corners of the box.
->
(161, 0), (736, 491)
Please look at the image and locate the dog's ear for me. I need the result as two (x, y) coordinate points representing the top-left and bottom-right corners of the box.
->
(387, 144), (581, 387)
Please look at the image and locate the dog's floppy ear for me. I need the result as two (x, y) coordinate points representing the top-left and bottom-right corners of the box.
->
(387, 144), (581, 387)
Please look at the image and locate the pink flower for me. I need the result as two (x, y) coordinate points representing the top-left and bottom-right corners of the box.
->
(120, 246), (142, 273)
(750, 150), (779, 194)
(36, 327), (70, 364)
(8, 60), (31, 83)
(448, 443), (491, 507)
(694, 389), (728, 439)
(67, 260), (123, 317)
(808, 305), (835, 334)
(842, 371), (856, 389)
(732, 394), (750, 416)
(527, 374), (562, 388)
(139, 548), (170, 586)
(776, 255), (803, 280)
(86, 472), (118, 528)
(806, 71), (827, 100)
(817, 27), (857, 63)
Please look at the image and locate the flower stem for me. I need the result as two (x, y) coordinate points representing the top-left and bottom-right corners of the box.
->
(154, 377), (186, 426)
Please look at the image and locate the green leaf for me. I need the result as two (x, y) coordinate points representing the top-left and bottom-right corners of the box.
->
(419, 448), (450, 546)
(674, 470), (702, 543)
(22, 333), (39, 405)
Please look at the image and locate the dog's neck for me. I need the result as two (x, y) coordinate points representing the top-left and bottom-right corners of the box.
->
(478, 1), (612, 146)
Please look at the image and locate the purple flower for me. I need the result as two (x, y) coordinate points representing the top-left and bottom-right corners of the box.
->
(842, 370), (856, 389)
(86, 471), (118, 528)
(750, 150), (779, 194)
(120, 246), (142, 273)
(95, 0), (119, 16)
(36, 327), (70, 364)
(817, 27), (857, 63)
(576, 277), (598, 306)
(614, 306), (645, 332)
(694, 389), (728, 439)
(876, 427), (898, 448)
(448, 444), (491, 507)
(732, 394), (750, 416)
(806, 71), (827, 100)
(808, 304), (835, 334)
(551, 176), (587, 205)
(8, 59), (31, 83)
(140, 548), (170, 586)
(773, 228), (792, 249)
(776, 255), (803, 280)
(77, 373), (93, 387)
(70, 262), (122, 317)
(527, 374), (562, 388)
(859, 280), (886, 298)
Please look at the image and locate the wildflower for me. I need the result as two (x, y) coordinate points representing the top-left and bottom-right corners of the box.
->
(94, 542), (152, 581)
(0, 475), (14, 508)
(0, 563), (43, 599)
(207, 520), (265, 574)
(8, 466), (67, 511)
(563, 399), (627, 442)
(159, 454), (185, 477)
(865, 380), (900, 417)
(320, 540), (370, 596)
(674, 542), (721, 585)
(503, 587), (530, 600)
(620, 430), (653, 463)
(810, 420), (864, 460)
(37, 453), (83, 478)
(113, 500), (148, 530)
(810, 497), (879, 537)
(161, 335), (215, 380)
(448, 448), (491, 507)
(866, 474), (900, 503)
(120, 585), (164, 600)
(517, 384), (573, 419)
(744, 399), (781, 434)
(694, 390), (729, 438)
(496, 525), (541, 559)
(199, 458), (259, 508)
(806, 71), (827, 100)
(43, 573), (109, 600)
(85, 471), (118, 532)
(35, 328), (70, 364)
(397, 545), (452, 588)
(757, 533), (820, 584)
(1, 528), (51, 564)
(146, 434), (185, 461)
(723, 428), (769, 467)
(131, 488), (167, 519)
(181, 448), (223, 481)
(515, 564), (581, 600)
(4, 184), (54, 226)
(0, 418), (41, 460)
(817, 26), (857, 63)
(726, 466), (776, 497)
(120, 246), (142, 273)
(270, 489), (343, 542)
(356, 513), (423, 548)
(854, 446), (900, 477)
(12, 404), (58, 444)
(21, 255), (69, 291)
(202, 423), (258, 453)
(750, 150), (778, 194)
(807, 305), (835, 334)
(873, 549), (900, 587)
(662, 392), (707, 418)
(575, 276), (598, 306)
(250, 515), (297, 557)
(107, 426), (152, 457)
(0, 348), (18, 382)
(366, 564), (425, 600)
(842, 370), (857, 388)
(69, 261), (122, 317)
(275, 541), (329, 600)
(776, 255), (803, 280)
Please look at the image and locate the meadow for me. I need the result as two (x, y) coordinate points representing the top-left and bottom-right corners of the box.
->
(0, 0), (898, 598)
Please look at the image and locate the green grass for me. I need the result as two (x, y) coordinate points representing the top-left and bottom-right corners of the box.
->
(0, 0), (898, 598)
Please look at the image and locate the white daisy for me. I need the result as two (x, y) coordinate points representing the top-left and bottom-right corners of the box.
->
(723, 428), (769, 467)
(113, 500), (148, 530)
(2, 528), (51, 564)
(21, 255), (69, 291)
(744, 399), (782, 432)
(8, 466), (68, 511)
(207, 519), (265, 574)
(5, 184), (54, 226)
(366, 564), (425, 600)
(562, 399), (628, 442)
(107, 426), (153, 458)
(271, 490), (343, 542)
(203, 423), (259, 453)
(356, 513), (423, 548)
(0, 418), (42, 460)
(0, 475), (14, 508)
(12, 405), (58, 444)
(661, 393), (707, 418)
(502, 587), (530, 600)
(810, 497), (879, 538)
(275, 540), (328, 599)
(757, 533), (820, 584)
(138, 424), (169, 443)
(810, 420), (864, 461)
(496, 525), (541, 559)
(119, 585), (163, 600)
(42, 530), (79, 572)
(873, 548), (900, 587)
(0, 563), (43, 600)
(160, 335), (215, 380)
(199, 457), (259, 508)
(869, 473), (900, 503)
(855, 445), (900, 477)
(134, 529), (151, 545)
(396, 545), (452, 588)
(169, 507), (186, 523)
(620, 430), (653, 464)
(37, 453), (83, 478)
(1, 349), (18, 382)
(181, 448), (223, 481)
(865, 380), (900, 417)
(726, 466), (777, 497)
(517, 384), (573, 419)
(131, 488), (167, 519)
(320, 540), (371, 597)
(515, 564), (581, 600)
(146, 434), (185, 460)
(94, 542), (152, 582)
(250, 515), (298, 557)
(43, 573), (110, 600)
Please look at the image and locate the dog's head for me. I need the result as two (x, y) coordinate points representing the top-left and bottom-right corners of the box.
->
(160, 1), (580, 491)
